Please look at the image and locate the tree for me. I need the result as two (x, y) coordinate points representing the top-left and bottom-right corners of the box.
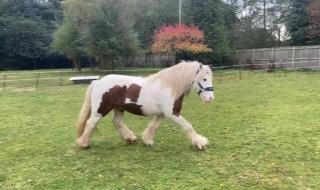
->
(240, 0), (282, 29)
(233, 0), (289, 48)
(307, 0), (320, 44)
(84, 0), (139, 69)
(53, 0), (237, 67)
(53, 0), (139, 70)
(52, 0), (88, 71)
(234, 24), (276, 49)
(52, 21), (85, 71)
(151, 24), (211, 54)
(128, 0), (179, 49)
(1, 18), (49, 67)
(0, 0), (62, 69)
(286, 0), (313, 45)
(187, 0), (236, 64)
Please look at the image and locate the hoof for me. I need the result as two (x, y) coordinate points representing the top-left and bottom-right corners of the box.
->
(192, 135), (209, 150)
(124, 135), (137, 144)
(141, 130), (154, 146)
(76, 138), (90, 149)
(142, 139), (154, 146)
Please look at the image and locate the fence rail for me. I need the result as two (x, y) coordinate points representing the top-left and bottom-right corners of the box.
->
(123, 53), (176, 67)
(234, 45), (320, 70)
(0, 68), (164, 89)
(1, 62), (319, 90)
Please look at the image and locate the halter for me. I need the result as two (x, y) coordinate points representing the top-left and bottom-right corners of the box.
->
(197, 82), (214, 95)
(195, 63), (214, 95)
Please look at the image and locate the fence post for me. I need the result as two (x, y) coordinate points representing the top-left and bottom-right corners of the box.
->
(318, 48), (320, 68)
(35, 72), (40, 88)
(252, 49), (255, 64)
(59, 71), (63, 86)
(152, 54), (155, 67)
(271, 47), (274, 62)
(291, 46), (296, 69)
(144, 54), (147, 66)
(236, 50), (239, 65)
(2, 73), (5, 89)
(221, 71), (224, 83)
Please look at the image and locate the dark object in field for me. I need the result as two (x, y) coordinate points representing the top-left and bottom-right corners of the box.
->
(69, 76), (100, 84)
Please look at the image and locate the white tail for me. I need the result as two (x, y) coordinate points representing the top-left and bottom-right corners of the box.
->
(77, 83), (93, 137)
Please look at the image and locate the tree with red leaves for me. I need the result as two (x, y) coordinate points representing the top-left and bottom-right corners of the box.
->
(151, 24), (211, 54)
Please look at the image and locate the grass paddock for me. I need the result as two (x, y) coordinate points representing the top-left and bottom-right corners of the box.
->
(0, 71), (319, 189)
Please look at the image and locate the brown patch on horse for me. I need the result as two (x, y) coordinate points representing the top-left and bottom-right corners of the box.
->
(126, 84), (141, 103)
(124, 103), (143, 115)
(97, 85), (144, 116)
(172, 94), (184, 116)
(98, 85), (126, 116)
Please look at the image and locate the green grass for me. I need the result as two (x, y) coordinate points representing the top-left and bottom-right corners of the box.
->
(0, 71), (319, 189)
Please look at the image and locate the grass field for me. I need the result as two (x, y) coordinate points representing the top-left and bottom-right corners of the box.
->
(0, 71), (319, 189)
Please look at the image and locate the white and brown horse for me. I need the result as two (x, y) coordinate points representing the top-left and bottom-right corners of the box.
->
(76, 61), (214, 150)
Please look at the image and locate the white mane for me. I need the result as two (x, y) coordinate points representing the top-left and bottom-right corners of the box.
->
(146, 61), (202, 99)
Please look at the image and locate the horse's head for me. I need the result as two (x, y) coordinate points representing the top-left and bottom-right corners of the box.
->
(193, 64), (214, 103)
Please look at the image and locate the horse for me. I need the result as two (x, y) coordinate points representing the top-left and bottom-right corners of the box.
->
(76, 61), (214, 150)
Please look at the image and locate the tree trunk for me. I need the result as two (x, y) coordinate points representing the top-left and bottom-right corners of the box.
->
(33, 58), (38, 70)
(263, 0), (267, 29)
(78, 59), (82, 71)
(89, 58), (94, 70)
(277, 27), (281, 47)
(72, 59), (81, 71)
(99, 58), (108, 69)
(111, 57), (114, 70)
(101, 57), (114, 70)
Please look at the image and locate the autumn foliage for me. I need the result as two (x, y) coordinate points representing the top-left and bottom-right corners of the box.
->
(151, 24), (212, 54)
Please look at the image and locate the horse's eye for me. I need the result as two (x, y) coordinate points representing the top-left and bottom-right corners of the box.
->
(203, 78), (207, 81)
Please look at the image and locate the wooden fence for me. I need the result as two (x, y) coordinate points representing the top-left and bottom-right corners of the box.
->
(234, 45), (320, 70)
(0, 69), (161, 89)
(123, 53), (176, 67)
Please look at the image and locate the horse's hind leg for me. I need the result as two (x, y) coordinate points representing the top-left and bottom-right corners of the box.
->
(142, 115), (164, 146)
(112, 110), (137, 143)
(76, 113), (102, 148)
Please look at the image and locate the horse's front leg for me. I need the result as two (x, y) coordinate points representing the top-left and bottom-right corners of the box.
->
(168, 115), (208, 150)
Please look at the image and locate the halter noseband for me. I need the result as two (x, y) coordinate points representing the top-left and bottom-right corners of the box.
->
(197, 82), (214, 95)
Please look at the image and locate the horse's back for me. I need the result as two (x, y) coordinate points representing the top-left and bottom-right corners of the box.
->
(99, 74), (143, 84)
(92, 74), (141, 90)
(90, 74), (145, 115)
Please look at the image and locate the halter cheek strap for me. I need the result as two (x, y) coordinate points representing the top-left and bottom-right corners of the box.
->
(197, 82), (214, 95)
